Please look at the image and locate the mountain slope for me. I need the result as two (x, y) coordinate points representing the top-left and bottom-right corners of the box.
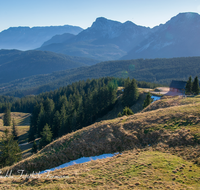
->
(38, 17), (151, 60)
(1, 150), (200, 189)
(0, 25), (83, 50)
(41, 33), (75, 47)
(1, 56), (200, 96)
(0, 49), (99, 84)
(122, 12), (200, 59)
(2, 96), (200, 174)
(71, 17), (151, 51)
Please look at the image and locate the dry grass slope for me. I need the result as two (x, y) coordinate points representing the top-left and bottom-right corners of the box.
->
(0, 112), (30, 144)
(0, 150), (199, 189)
(2, 96), (200, 175)
(0, 112), (31, 159)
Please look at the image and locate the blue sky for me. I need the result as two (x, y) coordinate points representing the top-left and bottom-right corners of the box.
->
(1, 0), (200, 32)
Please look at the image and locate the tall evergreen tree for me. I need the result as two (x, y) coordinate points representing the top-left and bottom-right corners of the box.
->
(122, 78), (139, 107)
(185, 76), (192, 95)
(192, 76), (200, 95)
(58, 104), (67, 137)
(29, 103), (40, 141)
(3, 107), (11, 126)
(31, 140), (38, 154)
(143, 92), (153, 108)
(39, 123), (52, 149)
(71, 109), (77, 131)
(52, 110), (61, 139)
(37, 103), (46, 136)
(28, 123), (36, 142)
(43, 98), (55, 125)
(0, 129), (21, 167)
(12, 118), (18, 141)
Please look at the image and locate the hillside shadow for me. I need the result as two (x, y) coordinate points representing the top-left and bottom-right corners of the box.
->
(18, 132), (29, 144)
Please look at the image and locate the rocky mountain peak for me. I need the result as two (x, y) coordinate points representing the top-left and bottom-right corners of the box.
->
(90, 17), (121, 31)
(166, 12), (200, 26)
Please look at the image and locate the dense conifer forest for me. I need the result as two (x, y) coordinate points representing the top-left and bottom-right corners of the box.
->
(0, 77), (158, 148)
(0, 77), (159, 113)
(0, 56), (199, 97)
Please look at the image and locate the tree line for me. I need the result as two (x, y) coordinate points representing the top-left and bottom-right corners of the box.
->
(0, 79), (159, 113)
(1, 56), (199, 97)
(29, 77), (141, 149)
(0, 77), (155, 151)
(0, 76), (148, 165)
(28, 77), (119, 147)
(185, 76), (200, 95)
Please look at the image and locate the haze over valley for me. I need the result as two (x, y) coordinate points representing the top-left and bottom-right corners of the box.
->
(0, 1), (200, 189)
(1, 12), (200, 61)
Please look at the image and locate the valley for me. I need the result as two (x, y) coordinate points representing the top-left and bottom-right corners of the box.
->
(0, 9), (200, 190)
(0, 95), (200, 189)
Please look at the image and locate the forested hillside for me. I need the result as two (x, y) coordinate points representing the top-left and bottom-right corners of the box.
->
(1, 95), (200, 190)
(0, 49), (99, 84)
(0, 77), (157, 148)
(0, 56), (199, 97)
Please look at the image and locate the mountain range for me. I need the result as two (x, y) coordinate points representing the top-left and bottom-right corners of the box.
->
(0, 25), (83, 50)
(121, 12), (200, 60)
(0, 12), (200, 96)
(38, 17), (151, 60)
(0, 12), (199, 61)
(37, 12), (200, 60)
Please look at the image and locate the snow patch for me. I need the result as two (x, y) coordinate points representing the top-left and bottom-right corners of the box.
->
(39, 153), (119, 174)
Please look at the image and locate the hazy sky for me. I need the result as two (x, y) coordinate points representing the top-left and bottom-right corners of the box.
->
(1, 0), (200, 32)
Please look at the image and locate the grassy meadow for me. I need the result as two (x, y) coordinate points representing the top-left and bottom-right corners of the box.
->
(0, 112), (33, 158)
(0, 150), (199, 189)
(0, 96), (200, 189)
(0, 112), (31, 143)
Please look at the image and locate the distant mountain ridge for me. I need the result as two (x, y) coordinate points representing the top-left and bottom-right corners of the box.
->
(1, 12), (200, 60)
(38, 17), (151, 60)
(39, 12), (200, 60)
(1, 56), (200, 96)
(121, 12), (200, 60)
(41, 33), (75, 47)
(0, 25), (83, 50)
(0, 49), (99, 84)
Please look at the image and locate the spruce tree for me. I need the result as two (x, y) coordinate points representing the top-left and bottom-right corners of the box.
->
(185, 76), (192, 94)
(0, 129), (21, 167)
(58, 104), (67, 137)
(12, 118), (18, 141)
(37, 103), (46, 136)
(28, 124), (36, 142)
(71, 110), (77, 132)
(122, 78), (139, 107)
(52, 110), (61, 139)
(143, 92), (153, 108)
(192, 76), (200, 95)
(44, 98), (55, 125)
(29, 103), (40, 141)
(39, 123), (52, 149)
(31, 140), (37, 154)
(3, 107), (11, 126)
(121, 106), (134, 116)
